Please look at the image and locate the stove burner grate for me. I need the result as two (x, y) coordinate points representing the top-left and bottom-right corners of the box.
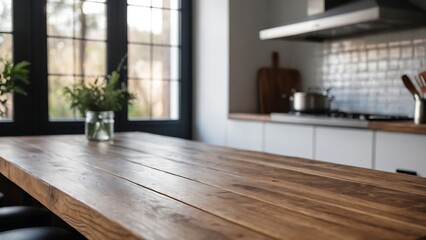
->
(289, 110), (412, 121)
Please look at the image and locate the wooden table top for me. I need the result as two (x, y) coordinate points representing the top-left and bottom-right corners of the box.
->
(1, 132), (426, 240)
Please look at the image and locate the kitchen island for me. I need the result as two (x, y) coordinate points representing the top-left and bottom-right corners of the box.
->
(0, 132), (426, 239)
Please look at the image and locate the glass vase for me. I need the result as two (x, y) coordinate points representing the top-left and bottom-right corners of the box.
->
(85, 110), (114, 141)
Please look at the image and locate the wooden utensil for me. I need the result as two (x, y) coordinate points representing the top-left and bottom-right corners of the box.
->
(401, 74), (422, 99)
(419, 71), (426, 86)
(414, 75), (426, 97)
(258, 52), (301, 113)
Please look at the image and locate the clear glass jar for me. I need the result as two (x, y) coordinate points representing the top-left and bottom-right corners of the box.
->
(85, 110), (114, 141)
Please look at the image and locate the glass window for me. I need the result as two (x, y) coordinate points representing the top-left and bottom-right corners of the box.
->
(46, 0), (107, 120)
(127, 0), (180, 120)
(0, 0), (13, 120)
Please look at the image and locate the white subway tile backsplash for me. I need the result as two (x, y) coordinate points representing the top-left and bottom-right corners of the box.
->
(401, 47), (413, 58)
(368, 49), (378, 60)
(414, 45), (425, 57)
(389, 48), (400, 58)
(307, 28), (426, 116)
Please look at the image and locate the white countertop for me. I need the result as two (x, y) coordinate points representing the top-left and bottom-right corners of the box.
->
(270, 113), (369, 128)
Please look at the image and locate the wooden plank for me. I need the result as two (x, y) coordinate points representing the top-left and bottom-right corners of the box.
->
(114, 132), (426, 195)
(369, 121), (426, 135)
(9, 135), (426, 239)
(228, 113), (271, 122)
(109, 134), (426, 221)
(0, 138), (272, 240)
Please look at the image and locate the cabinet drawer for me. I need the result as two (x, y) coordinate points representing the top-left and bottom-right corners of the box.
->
(375, 131), (426, 177)
(264, 123), (314, 159)
(226, 120), (263, 151)
(315, 127), (373, 168)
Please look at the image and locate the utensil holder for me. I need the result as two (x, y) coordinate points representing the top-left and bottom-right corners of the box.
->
(414, 98), (426, 124)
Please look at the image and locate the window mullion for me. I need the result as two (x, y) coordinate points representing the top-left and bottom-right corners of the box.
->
(107, 0), (128, 132)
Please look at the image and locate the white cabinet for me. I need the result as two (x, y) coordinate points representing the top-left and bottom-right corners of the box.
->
(375, 131), (426, 177)
(315, 127), (373, 168)
(226, 117), (425, 177)
(226, 120), (263, 151)
(264, 122), (314, 159)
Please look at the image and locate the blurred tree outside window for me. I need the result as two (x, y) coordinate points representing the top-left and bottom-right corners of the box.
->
(47, 0), (107, 120)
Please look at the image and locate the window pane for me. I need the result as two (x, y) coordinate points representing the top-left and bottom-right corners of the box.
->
(128, 79), (151, 119)
(48, 38), (76, 75)
(48, 0), (74, 3)
(128, 6), (151, 43)
(128, 0), (150, 7)
(48, 38), (106, 77)
(152, 9), (179, 45)
(0, 33), (13, 58)
(128, 44), (151, 79)
(0, 0), (12, 32)
(47, 1), (74, 38)
(77, 1), (106, 40)
(151, 80), (168, 119)
(152, 0), (180, 9)
(82, 41), (106, 76)
(48, 76), (81, 120)
(152, 46), (179, 80)
(0, 0), (13, 121)
(0, 93), (13, 120)
(170, 80), (179, 119)
(47, 1), (106, 40)
(128, 0), (181, 120)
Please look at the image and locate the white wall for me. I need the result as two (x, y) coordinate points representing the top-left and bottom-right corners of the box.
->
(194, 0), (292, 145)
(229, 0), (292, 113)
(193, 0), (230, 145)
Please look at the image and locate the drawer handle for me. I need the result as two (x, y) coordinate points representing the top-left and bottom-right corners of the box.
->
(396, 169), (417, 176)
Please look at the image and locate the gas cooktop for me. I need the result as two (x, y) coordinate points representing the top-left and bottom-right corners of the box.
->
(289, 110), (413, 121)
(271, 111), (413, 128)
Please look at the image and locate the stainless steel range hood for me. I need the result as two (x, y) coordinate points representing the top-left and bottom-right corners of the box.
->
(260, 0), (426, 42)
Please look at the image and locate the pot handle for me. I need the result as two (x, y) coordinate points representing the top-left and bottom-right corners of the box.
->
(282, 89), (297, 100)
(282, 93), (294, 101)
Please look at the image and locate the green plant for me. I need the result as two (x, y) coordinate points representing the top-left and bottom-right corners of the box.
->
(63, 57), (136, 115)
(0, 59), (30, 116)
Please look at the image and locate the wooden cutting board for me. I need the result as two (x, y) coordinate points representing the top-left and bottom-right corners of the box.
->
(258, 52), (301, 113)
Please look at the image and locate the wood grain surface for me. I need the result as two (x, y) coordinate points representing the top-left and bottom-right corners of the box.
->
(368, 121), (426, 135)
(1, 132), (426, 240)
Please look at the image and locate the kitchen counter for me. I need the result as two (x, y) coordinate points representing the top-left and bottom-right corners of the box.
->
(229, 113), (426, 135)
(1, 132), (426, 239)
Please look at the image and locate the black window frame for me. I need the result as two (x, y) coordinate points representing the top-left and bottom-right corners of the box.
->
(0, 0), (192, 139)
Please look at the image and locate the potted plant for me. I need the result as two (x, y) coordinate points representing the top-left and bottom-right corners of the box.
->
(0, 58), (30, 118)
(63, 58), (135, 141)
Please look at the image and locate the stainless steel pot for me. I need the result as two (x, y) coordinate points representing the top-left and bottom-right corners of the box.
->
(290, 88), (333, 113)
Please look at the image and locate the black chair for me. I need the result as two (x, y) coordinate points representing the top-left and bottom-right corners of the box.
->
(0, 191), (4, 207)
(0, 206), (52, 232)
(0, 193), (73, 239)
(0, 227), (72, 240)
